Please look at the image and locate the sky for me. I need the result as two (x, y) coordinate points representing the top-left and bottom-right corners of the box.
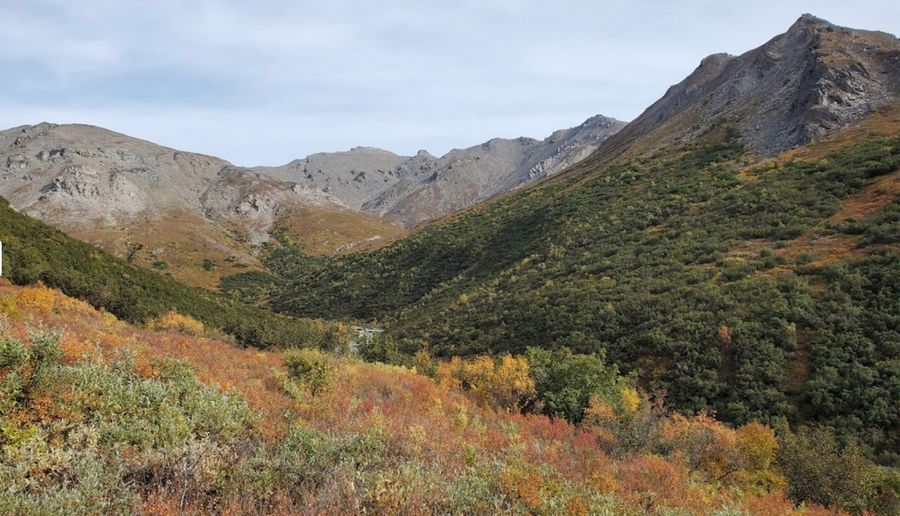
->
(0, 1), (897, 166)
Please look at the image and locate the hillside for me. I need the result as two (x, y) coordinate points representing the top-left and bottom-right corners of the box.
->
(224, 16), (900, 465)
(5, 281), (897, 513)
(0, 196), (331, 349)
(0, 123), (405, 289)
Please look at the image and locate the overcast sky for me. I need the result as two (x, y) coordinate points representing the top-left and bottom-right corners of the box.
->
(0, 1), (897, 166)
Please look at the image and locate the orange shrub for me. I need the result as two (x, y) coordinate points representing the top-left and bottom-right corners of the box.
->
(657, 412), (783, 491)
(59, 333), (95, 364)
(500, 461), (544, 510)
(16, 285), (56, 313)
(147, 310), (205, 336)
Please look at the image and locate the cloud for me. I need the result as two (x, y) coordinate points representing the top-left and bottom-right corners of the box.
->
(1, 0), (897, 165)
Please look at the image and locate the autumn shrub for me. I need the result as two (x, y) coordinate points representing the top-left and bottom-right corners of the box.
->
(283, 348), (334, 395)
(435, 354), (536, 412)
(656, 412), (784, 492)
(584, 389), (667, 456)
(0, 328), (256, 514)
(0, 297), (21, 320)
(16, 285), (56, 313)
(147, 310), (205, 336)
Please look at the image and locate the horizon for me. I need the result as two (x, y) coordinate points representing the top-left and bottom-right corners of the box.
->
(1, 1), (898, 166)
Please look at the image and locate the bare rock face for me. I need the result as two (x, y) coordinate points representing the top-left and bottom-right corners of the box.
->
(251, 147), (409, 210)
(256, 115), (626, 226)
(599, 14), (900, 159)
(201, 168), (350, 245)
(0, 123), (229, 226)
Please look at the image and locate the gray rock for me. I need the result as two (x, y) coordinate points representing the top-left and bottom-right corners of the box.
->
(598, 14), (900, 158)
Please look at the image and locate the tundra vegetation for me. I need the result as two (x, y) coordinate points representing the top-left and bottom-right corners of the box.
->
(1, 283), (897, 513)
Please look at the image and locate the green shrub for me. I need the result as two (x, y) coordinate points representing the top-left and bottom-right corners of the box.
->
(777, 426), (896, 513)
(0, 328), (255, 513)
(283, 348), (334, 395)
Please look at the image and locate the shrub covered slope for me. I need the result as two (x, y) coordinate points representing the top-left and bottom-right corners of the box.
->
(0, 197), (332, 349)
(4, 282), (897, 513)
(226, 119), (900, 464)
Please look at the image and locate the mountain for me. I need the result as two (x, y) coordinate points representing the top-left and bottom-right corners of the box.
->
(231, 16), (900, 462)
(595, 14), (899, 162)
(0, 123), (405, 288)
(0, 115), (622, 286)
(254, 114), (625, 226)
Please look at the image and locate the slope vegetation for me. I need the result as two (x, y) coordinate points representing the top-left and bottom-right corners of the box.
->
(0, 197), (330, 348)
(229, 112), (900, 462)
(5, 282), (895, 513)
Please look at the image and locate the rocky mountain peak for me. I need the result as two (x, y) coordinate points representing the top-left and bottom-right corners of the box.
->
(597, 15), (899, 159)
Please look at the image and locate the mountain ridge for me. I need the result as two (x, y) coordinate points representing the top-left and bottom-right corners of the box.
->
(252, 114), (626, 226)
(588, 14), (900, 166)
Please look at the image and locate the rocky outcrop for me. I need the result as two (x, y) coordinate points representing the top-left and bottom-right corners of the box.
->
(597, 14), (900, 159)
(201, 168), (351, 245)
(0, 123), (229, 226)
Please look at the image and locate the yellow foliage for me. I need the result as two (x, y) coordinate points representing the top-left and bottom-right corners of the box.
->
(658, 413), (783, 491)
(147, 311), (205, 336)
(736, 422), (778, 471)
(59, 295), (96, 315)
(17, 285), (57, 313)
(436, 357), (464, 390)
(437, 354), (536, 411)
(0, 296), (22, 320)
(585, 396), (617, 422)
(461, 355), (495, 398)
(492, 354), (536, 411)
(718, 324), (733, 345)
(620, 387), (642, 414)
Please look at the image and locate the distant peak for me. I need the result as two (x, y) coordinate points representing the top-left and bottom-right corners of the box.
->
(787, 13), (835, 34)
(583, 114), (619, 125)
(349, 146), (390, 153)
(796, 13), (831, 26)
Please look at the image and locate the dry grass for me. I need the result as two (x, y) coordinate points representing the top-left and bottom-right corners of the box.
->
(275, 206), (406, 255)
(69, 210), (262, 291)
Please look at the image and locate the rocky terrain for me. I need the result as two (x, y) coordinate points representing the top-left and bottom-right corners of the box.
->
(254, 115), (625, 226)
(594, 14), (900, 162)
